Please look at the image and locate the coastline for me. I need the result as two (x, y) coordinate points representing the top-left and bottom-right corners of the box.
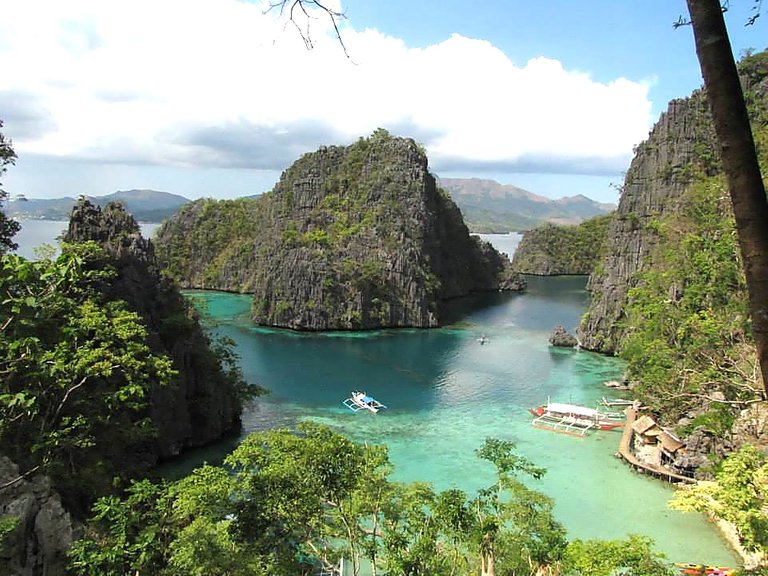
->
(712, 515), (763, 570)
(617, 407), (762, 570)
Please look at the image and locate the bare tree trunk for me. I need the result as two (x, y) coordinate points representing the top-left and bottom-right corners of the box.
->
(686, 0), (768, 397)
(480, 537), (495, 576)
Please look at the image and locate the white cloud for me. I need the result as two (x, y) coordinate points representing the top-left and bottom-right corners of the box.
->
(0, 0), (653, 177)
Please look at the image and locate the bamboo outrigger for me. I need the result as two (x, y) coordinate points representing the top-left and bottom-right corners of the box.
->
(343, 391), (387, 414)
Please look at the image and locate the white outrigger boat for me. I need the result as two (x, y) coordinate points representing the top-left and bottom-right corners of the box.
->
(601, 396), (635, 408)
(529, 401), (624, 436)
(343, 391), (387, 414)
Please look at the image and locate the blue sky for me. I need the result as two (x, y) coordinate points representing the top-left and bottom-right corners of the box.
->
(1, 0), (765, 204)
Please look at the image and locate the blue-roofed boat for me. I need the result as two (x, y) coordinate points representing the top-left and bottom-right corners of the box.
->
(343, 391), (387, 414)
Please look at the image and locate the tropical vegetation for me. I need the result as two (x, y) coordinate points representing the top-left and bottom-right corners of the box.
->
(0, 120), (20, 254)
(616, 49), (768, 429)
(511, 214), (613, 275)
(0, 242), (176, 513)
(68, 423), (673, 576)
(3, 41), (768, 575)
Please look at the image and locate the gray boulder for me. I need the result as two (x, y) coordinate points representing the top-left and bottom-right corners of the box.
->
(0, 455), (75, 576)
(549, 325), (578, 348)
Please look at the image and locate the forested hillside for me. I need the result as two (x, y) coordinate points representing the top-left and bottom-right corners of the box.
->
(579, 51), (768, 477)
(0, 197), (250, 573)
(511, 214), (612, 275)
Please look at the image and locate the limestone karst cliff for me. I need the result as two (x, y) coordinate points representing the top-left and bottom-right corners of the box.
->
(0, 455), (74, 576)
(155, 130), (524, 330)
(574, 52), (768, 478)
(64, 200), (244, 458)
(577, 91), (719, 353)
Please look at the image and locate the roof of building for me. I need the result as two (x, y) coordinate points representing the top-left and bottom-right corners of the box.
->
(632, 414), (659, 435)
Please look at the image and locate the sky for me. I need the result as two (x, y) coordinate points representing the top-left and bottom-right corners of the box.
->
(1, 1), (765, 204)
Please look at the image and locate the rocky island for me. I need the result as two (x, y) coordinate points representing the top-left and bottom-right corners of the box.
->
(64, 199), (246, 458)
(511, 214), (612, 276)
(155, 130), (524, 330)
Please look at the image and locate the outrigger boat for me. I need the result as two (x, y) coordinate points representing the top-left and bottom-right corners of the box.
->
(676, 563), (737, 576)
(343, 391), (387, 414)
(601, 396), (635, 408)
(529, 401), (625, 436)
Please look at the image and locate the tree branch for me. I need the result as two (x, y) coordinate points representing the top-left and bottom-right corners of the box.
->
(265, 0), (350, 57)
(52, 375), (89, 423)
(0, 465), (40, 492)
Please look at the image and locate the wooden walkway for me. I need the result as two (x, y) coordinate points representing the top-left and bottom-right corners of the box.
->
(616, 408), (695, 484)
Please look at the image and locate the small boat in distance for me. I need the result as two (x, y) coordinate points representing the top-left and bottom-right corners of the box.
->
(343, 391), (387, 414)
(529, 401), (625, 436)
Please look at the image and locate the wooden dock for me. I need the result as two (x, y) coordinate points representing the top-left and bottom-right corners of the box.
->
(616, 408), (695, 484)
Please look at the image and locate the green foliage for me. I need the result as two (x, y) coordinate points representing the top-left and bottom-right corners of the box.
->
(619, 177), (754, 419)
(513, 214), (613, 275)
(155, 197), (262, 285)
(68, 480), (173, 576)
(738, 50), (768, 85)
(68, 427), (599, 576)
(0, 244), (176, 512)
(69, 424), (381, 576)
(0, 515), (19, 551)
(299, 227), (329, 246)
(471, 438), (567, 573)
(0, 120), (21, 254)
(562, 535), (675, 576)
(378, 482), (456, 575)
(670, 444), (768, 553)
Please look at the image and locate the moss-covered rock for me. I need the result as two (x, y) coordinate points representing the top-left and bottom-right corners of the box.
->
(156, 130), (524, 330)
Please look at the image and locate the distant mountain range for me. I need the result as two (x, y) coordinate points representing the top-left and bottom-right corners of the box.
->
(7, 189), (190, 222)
(7, 180), (615, 231)
(438, 178), (616, 232)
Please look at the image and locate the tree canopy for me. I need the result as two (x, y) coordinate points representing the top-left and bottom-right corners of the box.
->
(0, 120), (20, 254)
(0, 243), (176, 512)
(67, 425), (673, 576)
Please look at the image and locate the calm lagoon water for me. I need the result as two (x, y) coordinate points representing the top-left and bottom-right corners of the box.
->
(188, 277), (738, 567)
(12, 223), (739, 566)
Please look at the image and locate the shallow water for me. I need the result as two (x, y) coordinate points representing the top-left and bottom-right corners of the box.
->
(12, 223), (737, 565)
(186, 275), (739, 567)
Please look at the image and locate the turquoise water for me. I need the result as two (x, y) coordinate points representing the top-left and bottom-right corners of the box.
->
(11, 223), (738, 565)
(186, 276), (740, 568)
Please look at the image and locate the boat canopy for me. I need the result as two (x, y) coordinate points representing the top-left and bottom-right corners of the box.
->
(546, 402), (600, 418)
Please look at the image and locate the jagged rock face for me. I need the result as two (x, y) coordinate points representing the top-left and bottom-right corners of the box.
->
(65, 200), (242, 458)
(577, 93), (718, 353)
(156, 133), (524, 330)
(548, 325), (578, 348)
(0, 455), (74, 576)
